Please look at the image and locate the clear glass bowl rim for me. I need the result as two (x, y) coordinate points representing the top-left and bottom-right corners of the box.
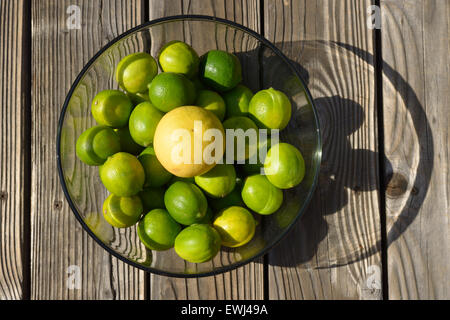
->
(56, 14), (322, 278)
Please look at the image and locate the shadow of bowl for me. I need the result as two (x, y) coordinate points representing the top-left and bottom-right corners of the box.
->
(265, 40), (433, 268)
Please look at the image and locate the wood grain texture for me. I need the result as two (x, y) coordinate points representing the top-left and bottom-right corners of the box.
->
(31, 0), (146, 299)
(149, 0), (260, 32)
(381, 0), (449, 299)
(264, 0), (383, 299)
(0, 0), (28, 300)
(148, 0), (263, 300)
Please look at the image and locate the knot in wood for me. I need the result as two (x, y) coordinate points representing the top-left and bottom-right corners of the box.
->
(53, 200), (63, 210)
(386, 173), (408, 198)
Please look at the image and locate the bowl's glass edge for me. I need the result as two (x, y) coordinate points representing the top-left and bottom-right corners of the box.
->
(56, 14), (323, 278)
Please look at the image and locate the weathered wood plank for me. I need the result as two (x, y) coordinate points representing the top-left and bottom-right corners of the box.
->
(31, 0), (146, 299)
(0, 0), (29, 300)
(381, 0), (449, 299)
(148, 0), (263, 300)
(264, 0), (383, 299)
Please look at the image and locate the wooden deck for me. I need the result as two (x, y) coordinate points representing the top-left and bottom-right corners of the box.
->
(0, 0), (448, 300)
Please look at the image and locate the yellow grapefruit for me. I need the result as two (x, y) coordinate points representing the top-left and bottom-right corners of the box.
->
(153, 106), (225, 177)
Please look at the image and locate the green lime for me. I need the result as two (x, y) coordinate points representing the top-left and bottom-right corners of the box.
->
(158, 40), (199, 78)
(91, 90), (133, 128)
(174, 224), (221, 263)
(223, 84), (253, 118)
(137, 209), (181, 251)
(126, 91), (149, 105)
(102, 193), (143, 228)
(114, 126), (144, 155)
(195, 90), (226, 121)
(197, 206), (214, 224)
(76, 125), (121, 166)
(264, 143), (305, 189)
(194, 164), (236, 198)
(199, 50), (242, 92)
(241, 174), (283, 215)
(164, 181), (207, 225)
(128, 101), (163, 147)
(213, 206), (255, 247)
(139, 187), (165, 212)
(242, 136), (271, 175)
(115, 52), (158, 94)
(148, 72), (196, 112)
(209, 186), (245, 212)
(99, 152), (145, 196)
(248, 88), (292, 130)
(138, 146), (172, 187)
(223, 116), (259, 161)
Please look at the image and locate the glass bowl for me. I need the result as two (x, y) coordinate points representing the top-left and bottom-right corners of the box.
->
(57, 15), (321, 277)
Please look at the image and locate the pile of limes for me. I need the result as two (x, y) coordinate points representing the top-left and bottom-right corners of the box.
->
(76, 40), (306, 264)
